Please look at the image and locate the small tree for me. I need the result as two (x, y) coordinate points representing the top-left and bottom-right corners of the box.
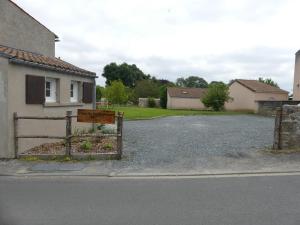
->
(105, 80), (128, 105)
(202, 83), (231, 111)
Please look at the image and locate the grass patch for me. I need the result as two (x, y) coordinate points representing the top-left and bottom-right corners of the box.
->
(100, 106), (253, 120)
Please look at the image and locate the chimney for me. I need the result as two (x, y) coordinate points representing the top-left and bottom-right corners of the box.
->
(293, 50), (300, 100)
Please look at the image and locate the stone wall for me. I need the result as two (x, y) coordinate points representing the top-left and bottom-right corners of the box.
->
(257, 101), (300, 117)
(138, 98), (160, 108)
(274, 105), (300, 150)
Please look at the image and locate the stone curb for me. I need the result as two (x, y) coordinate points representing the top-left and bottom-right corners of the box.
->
(2, 170), (300, 178)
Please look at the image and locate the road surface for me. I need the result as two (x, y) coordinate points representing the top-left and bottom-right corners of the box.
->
(0, 174), (300, 225)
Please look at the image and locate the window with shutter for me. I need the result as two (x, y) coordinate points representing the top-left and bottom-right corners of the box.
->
(26, 75), (45, 104)
(82, 82), (93, 103)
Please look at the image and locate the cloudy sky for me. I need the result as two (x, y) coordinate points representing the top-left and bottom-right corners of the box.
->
(14, 0), (300, 92)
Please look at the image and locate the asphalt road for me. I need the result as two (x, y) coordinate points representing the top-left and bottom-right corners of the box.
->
(1, 175), (300, 225)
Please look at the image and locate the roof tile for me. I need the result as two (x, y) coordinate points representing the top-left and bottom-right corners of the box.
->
(235, 79), (288, 94)
(0, 45), (96, 77)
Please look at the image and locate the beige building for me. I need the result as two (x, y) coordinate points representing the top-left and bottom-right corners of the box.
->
(225, 79), (289, 112)
(167, 87), (207, 110)
(0, 0), (96, 158)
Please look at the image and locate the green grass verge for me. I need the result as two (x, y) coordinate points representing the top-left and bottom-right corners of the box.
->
(100, 106), (253, 120)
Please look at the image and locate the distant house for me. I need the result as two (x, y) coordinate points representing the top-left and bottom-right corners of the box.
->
(0, 0), (96, 158)
(167, 87), (207, 110)
(225, 79), (289, 112)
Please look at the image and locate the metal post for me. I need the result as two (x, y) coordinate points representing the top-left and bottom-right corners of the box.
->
(13, 112), (18, 158)
(65, 111), (72, 156)
(116, 112), (123, 159)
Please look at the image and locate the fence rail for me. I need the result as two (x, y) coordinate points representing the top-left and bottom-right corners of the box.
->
(13, 111), (123, 159)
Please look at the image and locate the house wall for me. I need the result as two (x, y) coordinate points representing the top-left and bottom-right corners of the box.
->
(0, 58), (9, 158)
(5, 63), (95, 158)
(167, 94), (205, 109)
(225, 82), (288, 112)
(293, 51), (300, 100)
(0, 0), (56, 56)
(225, 82), (256, 111)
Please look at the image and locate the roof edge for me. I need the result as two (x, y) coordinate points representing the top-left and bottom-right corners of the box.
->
(9, 58), (96, 78)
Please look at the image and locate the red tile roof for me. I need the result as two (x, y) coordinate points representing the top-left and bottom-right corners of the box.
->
(0, 45), (96, 77)
(167, 87), (207, 99)
(234, 79), (288, 94)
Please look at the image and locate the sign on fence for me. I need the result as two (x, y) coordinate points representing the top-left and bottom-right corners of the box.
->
(77, 109), (115, 124)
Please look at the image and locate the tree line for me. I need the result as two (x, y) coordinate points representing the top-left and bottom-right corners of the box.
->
(98, 62), (279, 111)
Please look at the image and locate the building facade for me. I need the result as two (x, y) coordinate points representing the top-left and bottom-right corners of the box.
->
(0, 0), (96, 158)
(225, 79), (289, 112)
(167, 87), (207, 110)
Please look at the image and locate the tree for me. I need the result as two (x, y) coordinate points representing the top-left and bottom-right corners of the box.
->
(160, 85), (168, 109)
(176, 77), (186, 87)
(210, 81), (225, 86)
(102, 62), (147, 87)
(134, 80), (160, 99)
(202, 83), (231, 111)
(176, 76), (208, 88)
(258, 77), (279, 88)
(96, 85), (104, 102)
(159, 82), (176, 109)
(105, 80), (128, 104)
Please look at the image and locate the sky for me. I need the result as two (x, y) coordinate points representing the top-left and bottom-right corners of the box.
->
(14, 0), (300, 92)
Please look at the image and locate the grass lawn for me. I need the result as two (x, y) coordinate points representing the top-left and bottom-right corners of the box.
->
(99, 106), (253, 120)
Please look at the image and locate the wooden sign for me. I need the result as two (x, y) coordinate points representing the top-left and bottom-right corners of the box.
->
(77, 109), (115, 124)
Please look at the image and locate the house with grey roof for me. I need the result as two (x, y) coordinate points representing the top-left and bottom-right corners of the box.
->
(0, 0), (96, 158)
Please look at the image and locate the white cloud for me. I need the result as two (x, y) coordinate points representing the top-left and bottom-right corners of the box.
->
(14, 0), (300, 91)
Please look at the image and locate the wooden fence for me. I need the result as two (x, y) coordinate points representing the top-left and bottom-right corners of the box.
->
(13, 111), (123, 159)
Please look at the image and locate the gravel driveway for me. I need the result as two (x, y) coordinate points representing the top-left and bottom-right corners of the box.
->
(120, 115), (274, 170)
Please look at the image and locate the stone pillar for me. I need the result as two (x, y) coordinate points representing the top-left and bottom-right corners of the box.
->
(275, 105), (300, 150)
(293, 50), (300, 100)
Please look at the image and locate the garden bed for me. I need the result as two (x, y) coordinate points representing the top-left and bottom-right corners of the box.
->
(19, 136), (120, 160)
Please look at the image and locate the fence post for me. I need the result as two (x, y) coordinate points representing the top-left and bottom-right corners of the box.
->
(65, 111), (72, 156)
(13, 112), (18, 159)
(116, 112), (123, 159)
(273, 107), (282, 150)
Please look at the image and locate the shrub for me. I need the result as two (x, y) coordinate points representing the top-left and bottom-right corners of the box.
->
(103, 143), (113, 150)
(148, 97), (156, 108)
(80, 140), (92, 152)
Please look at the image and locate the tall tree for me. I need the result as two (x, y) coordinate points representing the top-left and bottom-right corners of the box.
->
(134, 80), (160, 99)
(176, 76), (208, 88)
(102, 62), (147, 87)
(258, 77), (279, 88)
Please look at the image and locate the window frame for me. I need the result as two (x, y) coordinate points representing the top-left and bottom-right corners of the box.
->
(70, 81), (79, 103)
(45, 78), (57, 103)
